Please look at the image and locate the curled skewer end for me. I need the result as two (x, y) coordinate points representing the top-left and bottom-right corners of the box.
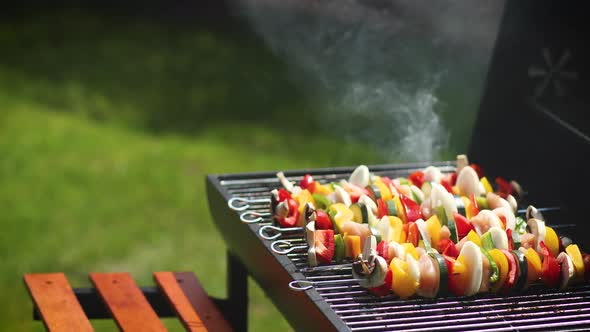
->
(271, 240), (297, 254)
(259, 225), (283, 240)
(240, 212), (264, 223)
(289, 280), (314, 291)
(228, 197), (250, 211)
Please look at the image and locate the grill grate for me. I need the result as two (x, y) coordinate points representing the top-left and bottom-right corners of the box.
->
(208, 162), (590, 331)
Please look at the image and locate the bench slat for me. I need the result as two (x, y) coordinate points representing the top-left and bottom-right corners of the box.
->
(90, 272), (167, 332)
(171, 272), (233, 332)
(24, 273), (94, 332)
(154, 272), (208, 331)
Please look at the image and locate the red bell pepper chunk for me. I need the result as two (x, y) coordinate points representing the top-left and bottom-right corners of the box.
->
(299, 174), (316, 193)
(407, 222), (419, 247)
(584, 254), (590, 281)
(443, 255), (462, 296)
(440, 179), (453, 193)
(368, 268), (392, 297)
(506, 229), (514, 251)
(495, 177), (512, 198)
(377, 240), (390, 261)
(470, 163), (484, 178)
(408, 171), (425, 188)
(279, 198), (299, 227)
(439, 239), (459, 258)
(450, 172), (458, 186)
(315, 210), (333, 230)
(315, 229), (335, 264)
(277, 189), (292, 202)
(539, 241), (560, 288)
(501, 249), (518, 291)
(453, 212), (474, 239)
(400, 195), (422, 223)
(469, 194), (480, 216)
(377, 198), (388, 219)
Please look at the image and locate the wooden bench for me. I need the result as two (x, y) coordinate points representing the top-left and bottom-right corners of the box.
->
(24, 271), (234, 332)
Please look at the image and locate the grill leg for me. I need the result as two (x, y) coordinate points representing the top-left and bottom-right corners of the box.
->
(227, 251), (248, 331)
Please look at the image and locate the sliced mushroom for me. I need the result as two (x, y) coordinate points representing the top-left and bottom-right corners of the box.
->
(334, 184), (352, 207)
(557, 252), (575, 289)
(506, 195), (518, 213)
(306, 221), (317, 267)
(276, 171), (294, 192)
(423, 166), (443, 183)
(270, 189), (280, 216)
(456, 154), (469, 174)
(526, 205), (544, 221)
(457, 166), (483, 197)
(349, 165), (370, 188)
(303, 202), (316, 225)
(527, 218), (546, 253)
(510, 180), (524, 199)
(352, 236), (388, 289)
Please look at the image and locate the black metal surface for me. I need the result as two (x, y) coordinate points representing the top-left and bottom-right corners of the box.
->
(470, 0), (590, 248)
(207, 161), (590, 331)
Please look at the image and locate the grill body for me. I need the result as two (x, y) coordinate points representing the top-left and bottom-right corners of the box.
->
(206, 162), (590, 331)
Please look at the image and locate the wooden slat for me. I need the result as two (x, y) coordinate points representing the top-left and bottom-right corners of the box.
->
(154, 272), (207, 331)
(23, 273), (94, 332)
(165, 272), (232, 332)
(90, 272), (167, 332)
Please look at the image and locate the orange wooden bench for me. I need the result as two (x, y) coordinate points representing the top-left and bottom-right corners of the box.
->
(24, 271), (235, 332)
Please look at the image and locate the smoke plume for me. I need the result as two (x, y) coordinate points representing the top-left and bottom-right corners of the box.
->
(233, 0), (504, 161)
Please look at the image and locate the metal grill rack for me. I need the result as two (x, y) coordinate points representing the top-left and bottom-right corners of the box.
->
(206, 162), (590, 331)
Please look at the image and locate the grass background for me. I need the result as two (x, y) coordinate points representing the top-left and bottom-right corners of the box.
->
(0, 6), (474, 331)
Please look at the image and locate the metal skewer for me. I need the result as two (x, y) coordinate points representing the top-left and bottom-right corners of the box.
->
(289, 278), (361, 291)
(240, 211), (271, 223)
(258, 225), (303, 240)
(271, 240), (307, 255)
(228, 197), (271, 211)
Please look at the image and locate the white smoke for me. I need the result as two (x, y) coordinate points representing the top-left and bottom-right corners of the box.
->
(232, 0), (504, 161)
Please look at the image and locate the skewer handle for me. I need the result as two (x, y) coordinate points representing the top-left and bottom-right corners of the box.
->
(258, 225), (303, 240)
(228, 197), (271, 211)
(240, 211), (270, 223)
(271, 240), (307, 255)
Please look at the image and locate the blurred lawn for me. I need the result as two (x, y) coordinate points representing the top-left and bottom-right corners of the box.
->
(0, 9), (385, 332)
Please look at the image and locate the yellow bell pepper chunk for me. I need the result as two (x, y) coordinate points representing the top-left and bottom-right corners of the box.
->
(489, 249), (509, 291)
(314, 182), (333, 196)
(373, 177), (393, 201)
(524, 248), (542, 284)
(393, 195), (407, 223)
(452, 185), (462, 196)
(544, 226), (560, 258)
(466, 230), (482, 247)
(566, 244), (585, 280)
(425, 215), (442, 251)
(401, 243), (419, 260)
(390, 258), (418, 298)
(329, 203), (353, 232)
(480, 177), (493, 194)
(388, 216), (406, 243)
(344, 235), (361, 259)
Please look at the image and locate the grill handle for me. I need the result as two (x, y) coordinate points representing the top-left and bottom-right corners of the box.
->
(228, 197), (270, 211)
(271, 240), (307, 255)
(259, 225), (303, 240)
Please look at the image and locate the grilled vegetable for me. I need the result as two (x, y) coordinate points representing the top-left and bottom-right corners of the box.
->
(557, 251), (575, 289)
(458, 241), (483, 296)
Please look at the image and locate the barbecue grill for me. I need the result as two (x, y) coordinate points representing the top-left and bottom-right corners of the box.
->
(205, 0), (590, 330)
(206, 162), (590, 331)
